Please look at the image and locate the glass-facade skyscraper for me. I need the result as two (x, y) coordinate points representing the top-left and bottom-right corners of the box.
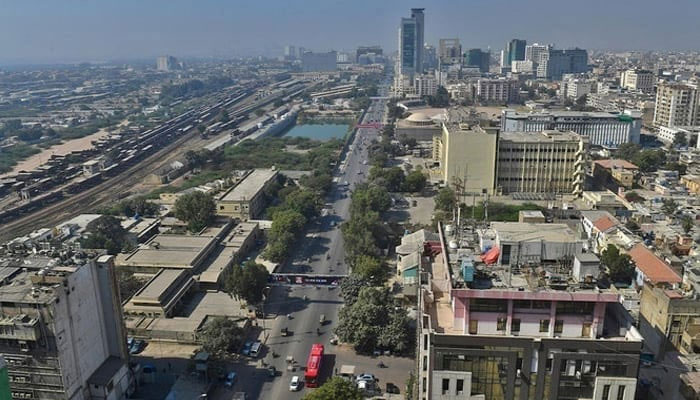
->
(399, 8), (425, 79)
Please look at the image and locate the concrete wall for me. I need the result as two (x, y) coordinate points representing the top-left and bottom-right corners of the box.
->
(441, 125), (497, 194)
(431, 370), (480, 400)
(591, 376), (636, 400)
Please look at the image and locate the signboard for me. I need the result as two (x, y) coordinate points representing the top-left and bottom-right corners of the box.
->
(270, 274), (346, 286)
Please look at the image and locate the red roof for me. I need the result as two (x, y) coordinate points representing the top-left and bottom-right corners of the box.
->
(593, 216), (618, 232)
(628, 244), (681, 285)
(594, 159), (639, 170)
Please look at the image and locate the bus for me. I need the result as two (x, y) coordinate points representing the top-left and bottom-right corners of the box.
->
(304, 343), (324, 388)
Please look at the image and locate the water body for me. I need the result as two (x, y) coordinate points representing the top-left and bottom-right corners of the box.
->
(283, 123), (349, 141)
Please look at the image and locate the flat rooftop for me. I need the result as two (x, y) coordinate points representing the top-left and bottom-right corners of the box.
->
(116, 234), (217, 269)
(500, 130), (582, 142)
(489, 222), (578, 243)
(503, 109), (639, 119)
(219, 169), (277, 202)
(134, 269), (185, 301)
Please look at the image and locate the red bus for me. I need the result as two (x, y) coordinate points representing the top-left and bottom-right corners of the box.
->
(304, 343), (324, 387)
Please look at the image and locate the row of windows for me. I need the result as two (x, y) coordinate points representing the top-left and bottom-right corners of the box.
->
(470, 318), (564, 334)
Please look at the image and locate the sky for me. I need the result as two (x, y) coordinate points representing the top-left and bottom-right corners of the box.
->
(1, 0), (699, 65)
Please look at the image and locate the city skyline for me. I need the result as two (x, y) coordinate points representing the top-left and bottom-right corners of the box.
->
(2, 0), (700, 65)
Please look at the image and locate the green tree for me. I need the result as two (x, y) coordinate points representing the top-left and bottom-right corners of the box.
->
(117, 197), (160, 217)
(173, 191), (215, 232)
(624, 191), (644, 203)
(600, 244), (634, 284)
(224, 262), (270, 304)
(426, 86), (450, 107)
(342, 212), (381, 264)
(351, 255), (385, 283)
(403, 170), (427, 193)
(370, 166), (405, 192)
(681, 216), (695, 235)
(662, 198), (679, 216)
(116, 270), (148, 303)
(350, 183), (391, 214)
(335, 287), (411, 354)
(399, 135), (417, 149)
(199, 317), (245, 359)
(616, 143), (641, 161)
(81, 215), (132, 254)
(435, 187), (457, 211)
(673, 131), (688, 148)
(339, 274), (370, 306)
(302, 377), (363, 400)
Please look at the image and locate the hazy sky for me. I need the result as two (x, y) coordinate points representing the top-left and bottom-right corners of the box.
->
(1, 0), (698, 65)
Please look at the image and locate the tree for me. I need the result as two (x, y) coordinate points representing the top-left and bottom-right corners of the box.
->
(342, 212), (381, 264)
(116, 270), (148, 303)
(662, 198), (679, 216)
(351, 255), (386, 283)
(339, 274), (370, 306)
(350, 183), (391, 214)
(199, 317), (245, 359)
(600, 244), (634, 284)
(426, 86), (450, 107)
(173, 191), (215, 232)
(624, 191), (645, 203)
(224, 262), (270, 304)
(117, 197), (160, 217)
(616, 143), (641, 162)
(335, 287), (411, 354)
(399, 135), (417, 149)
(81, 215), (132, 254)
(435, 187), (457, 211)
(673, 131), (688, 148)
(403, 170), (427, 193)
(302, 377), (363, 400)
(681, 216), (695, 235)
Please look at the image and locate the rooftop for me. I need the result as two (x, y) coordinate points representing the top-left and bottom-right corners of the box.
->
(500, 130), (583, 143)
(593, 159), (639, 170)
(116, 234), (217, 269)
(134, 269), (186, 301)
(219, 169), (277, 202)
(489, 222), (578, 243)
(628, 243), (682, 285)
(503, 108), (641, 119)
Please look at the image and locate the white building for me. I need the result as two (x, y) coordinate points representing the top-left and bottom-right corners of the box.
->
(501, 109), (642, 147)
(561, 77), (592, 99)
(619, 69), (655, 93)
(476, 78), (519, 103)
(653, 80), (700, 127)
(511, 60), (535, 74)
(415, 74), (438, 97)
(657, 125), (700, 146)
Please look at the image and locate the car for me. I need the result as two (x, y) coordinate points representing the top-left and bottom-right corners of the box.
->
(241, 341), (253, 356)
(356, 373), (377, 383)
(224, 372), (237, 388)
(249, 341), (262, 358)
(129, 339), (145, 354)
(127, 337), (134, 348)
(267, 365), (277, 377)
(289, 376), (301, 391)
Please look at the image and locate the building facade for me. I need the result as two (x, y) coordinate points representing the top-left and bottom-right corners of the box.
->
(398, 8), (425, 79)
(0, 255), (133, 400)
(439, 39), (462, 66)
(540, 49), (588, 80)
(415, 74), (438, 97)
(505, 39), (526, 66)
(501, 109), (642, 147)
(156, 55), (179, 72)
(620, 69), (655, 93)
(476, 78), (519, 103)
(464, 49), (490, 73)
(496, 130), (586, 195)
(301, 51), (337, 72)
(653, 81), (700, 127)
(216, 168), (278, 220)
(355, 45), (383, 63)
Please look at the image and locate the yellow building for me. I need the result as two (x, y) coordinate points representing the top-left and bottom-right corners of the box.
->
(216, 168), (278, 220)
(681, 174), (700, 194)
(433, 122), (498, 194)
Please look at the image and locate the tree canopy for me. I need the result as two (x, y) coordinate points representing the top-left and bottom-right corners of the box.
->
(224, 262), (270, 305)
(302, 377), (363, 400)
(435, 187), (457, 212)
(199, 317), (245, 359)
(173, 191), (215, 232)
(81, 215), (132, 254)
(600, 244), (634, 284)
(403, 170), (427, 193)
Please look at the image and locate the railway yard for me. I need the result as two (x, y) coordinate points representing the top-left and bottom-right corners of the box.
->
(0, 76), (319, 240)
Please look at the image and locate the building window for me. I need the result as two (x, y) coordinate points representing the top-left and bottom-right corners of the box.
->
(442, 378), (450, 395)
(602, 384), (611, 400)
(456, 379), (464, 395)
(512, 319), (521, 332)
(469, 320), (478, 334)
(497, 317), (506, 331)
(539, 319), (550, 333)
(617, 386), (626, 400)
(554, 319), (564, 334)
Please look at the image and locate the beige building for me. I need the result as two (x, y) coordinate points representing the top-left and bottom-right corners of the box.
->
(653, 81), (700, 127)
(124, 269), (195, 318)
(216, 168), (278, 220)
(475, 78), (519, 103)
(496, 130), (586, 196)
(433, 123), (498, 194)
(620, 69), (655, 93)
(639, 285), (700, 357)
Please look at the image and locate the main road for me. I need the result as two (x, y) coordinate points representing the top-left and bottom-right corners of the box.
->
(237, 86), (389, 400)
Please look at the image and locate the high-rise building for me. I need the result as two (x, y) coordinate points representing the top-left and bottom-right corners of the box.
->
(464, 49), (490, 73)
(0, 255), (134, 399)
(505, 38), (526, 66)
(525, 43), (550, 64)
(284, 45), (297, 60)
(438, 38), (461, 65)
(301, 51), (337, 72)
(497, 130), (586, 195)
(475, 78), (519, 103)
(620, 69), (655, 93)
(540, 48), (588, 80)
(398, 8), (425, 79)
(501, 109), (642, 147)
(415, 74), (438, 97)
(653, 80), (700, 127)
(156, 55), (179, 71)
(355, 45), (383, 63)
(423, 44), (438, 70)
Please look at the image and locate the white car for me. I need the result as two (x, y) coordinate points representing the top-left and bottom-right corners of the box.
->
(356, 373), (377, 383)
(289, 376), (301, 391)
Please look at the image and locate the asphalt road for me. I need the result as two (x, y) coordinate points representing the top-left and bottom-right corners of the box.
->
(231, 89), (388, 400)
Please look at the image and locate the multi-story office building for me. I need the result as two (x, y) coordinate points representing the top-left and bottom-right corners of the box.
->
(464, 49), (490, 73)
(560, 77), (592, 99)
(415, 74), (438, 97)
(619, 69), (655, 93)
(216, 168), (279, 220)
(525, 43), (550, 65)
(496, 130), (586, 196)
(653, 81), (700, 127)
(284, 45), (297, 60)
(398, 8), (425, 79)
(476, 78), (519, 103)
(156, 55), (179, 71)
(417, 223), (643, 400)
(0, 255), (134, 399)
(501, 109), (642, 147)
(439, 38), (462, 66)
(424, 44), (438, 71)
(504, 39), (526, 66)
(511, 60), (535, 74)
(540, 49), (588, 80)
(301, 51), (337, 72)
(355, 45), (382, 63)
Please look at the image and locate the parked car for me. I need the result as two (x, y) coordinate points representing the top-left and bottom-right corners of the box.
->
(129, 339), (145, 354)
(289, 376), (301, 391)
(356, 373), (377, 383)
(241, 341), (253, 356)
(249, 341), (262, 358)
